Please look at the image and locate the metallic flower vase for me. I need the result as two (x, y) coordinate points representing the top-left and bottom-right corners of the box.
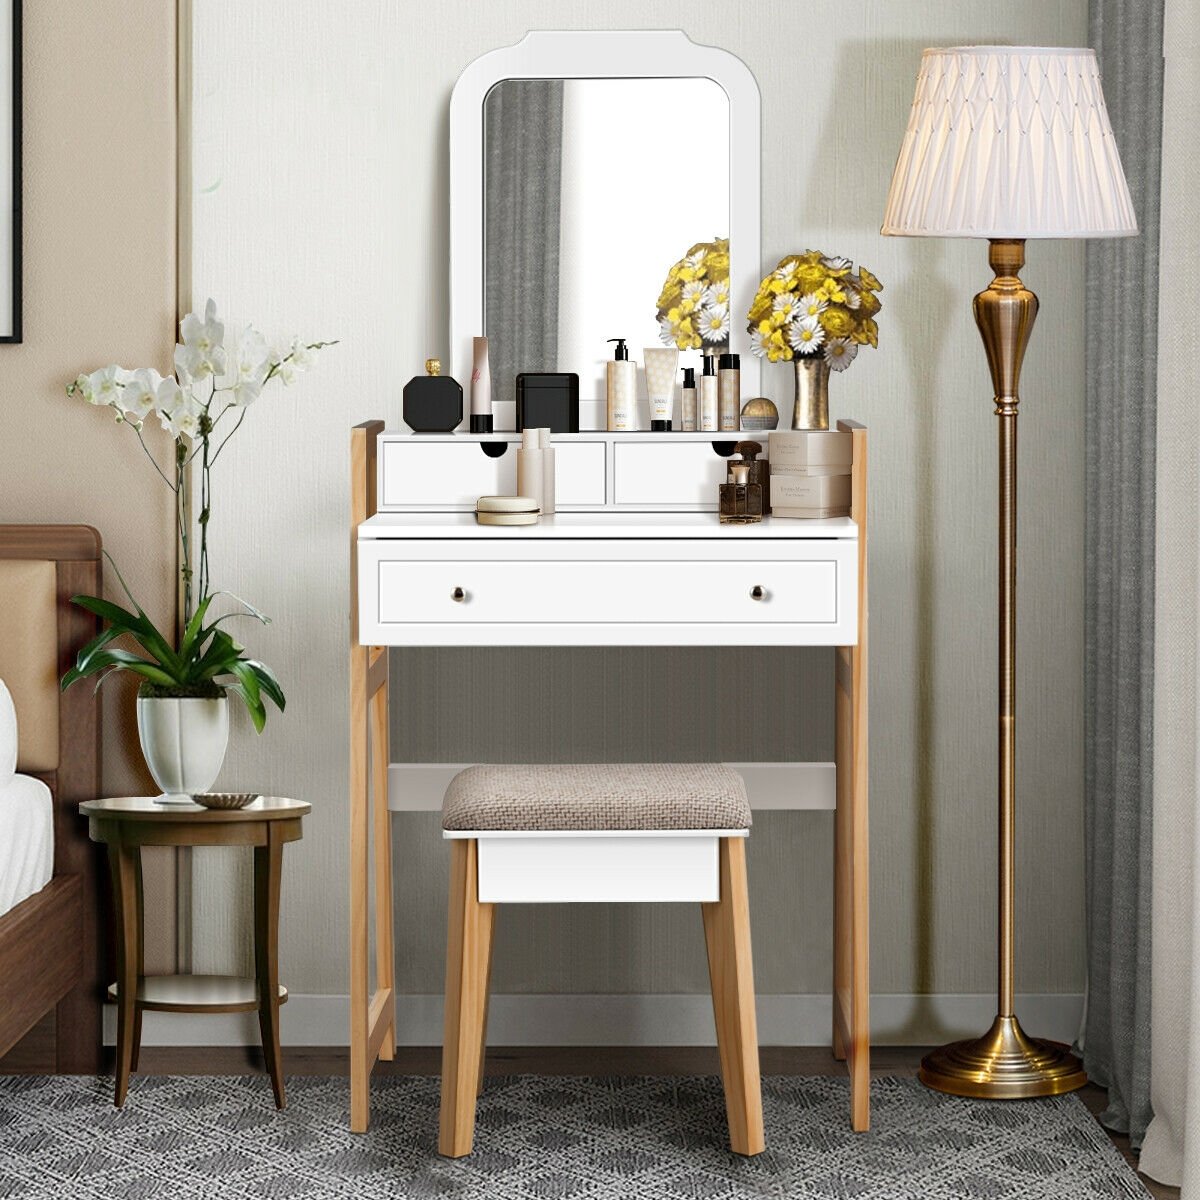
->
(792, 355), (830, 430)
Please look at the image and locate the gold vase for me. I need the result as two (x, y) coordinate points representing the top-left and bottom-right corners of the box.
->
(792, 355), (830, 430)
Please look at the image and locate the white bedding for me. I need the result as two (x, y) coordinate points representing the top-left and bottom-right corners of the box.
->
(0, 773), (54, 918)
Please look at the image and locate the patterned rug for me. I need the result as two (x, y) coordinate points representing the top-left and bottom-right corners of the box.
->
(0, 1074), (1148, 1199)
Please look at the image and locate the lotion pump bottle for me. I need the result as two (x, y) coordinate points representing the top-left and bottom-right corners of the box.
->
(699, 354), (718, 432)
(606, 338), (636, 431)
(680, 366), (698, 432)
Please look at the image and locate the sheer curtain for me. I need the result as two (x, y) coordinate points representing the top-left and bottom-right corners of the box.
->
(1139, 0), (1200, 1189)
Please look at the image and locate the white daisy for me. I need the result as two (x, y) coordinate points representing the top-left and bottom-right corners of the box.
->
(703, 279), (731, 308)
(822, 254), (852, 271)
(842, 286), (862, 310)
(788, 316), (826, 354)
(824, 338), (858, 372)
(796, 292), (828, 319)
(772, 292), (805, 321)
(699, 304), (730, 343)
(774, 259), (799, 280)
(659, 317), (678, 347)
(682, 280), (707, 304)
(686, 248), (708, 268)
(749, 329), (768, 358)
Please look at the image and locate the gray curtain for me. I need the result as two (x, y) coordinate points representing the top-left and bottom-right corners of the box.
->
(483, 80), (564, 408)
(1082, 0), (1164, 1149)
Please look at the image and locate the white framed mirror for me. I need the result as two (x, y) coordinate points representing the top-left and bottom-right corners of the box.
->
(449, 30), (761, 430)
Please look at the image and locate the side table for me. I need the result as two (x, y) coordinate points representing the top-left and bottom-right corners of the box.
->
(80, 795), (310, 1108)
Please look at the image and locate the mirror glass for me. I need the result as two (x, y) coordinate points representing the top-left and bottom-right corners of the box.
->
(484, 77), (729, 405)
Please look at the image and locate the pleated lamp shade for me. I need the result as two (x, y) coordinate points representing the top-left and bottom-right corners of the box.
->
(882, 46), (1137, 239)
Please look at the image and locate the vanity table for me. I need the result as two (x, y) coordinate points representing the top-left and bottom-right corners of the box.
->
(347, 27), (869, 1136)
(348, 420), (870, 1132)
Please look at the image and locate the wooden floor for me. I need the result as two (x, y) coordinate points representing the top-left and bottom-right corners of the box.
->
(130, 1044), (1175, 1198)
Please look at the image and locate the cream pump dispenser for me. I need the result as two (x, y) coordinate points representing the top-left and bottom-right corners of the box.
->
(606, 338), (636, 431)
(699, 354), (718, 431)
(681, 366), (698, 431)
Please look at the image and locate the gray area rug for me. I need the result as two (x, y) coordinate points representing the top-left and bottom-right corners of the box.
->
(0, 1074), (1149, 1199)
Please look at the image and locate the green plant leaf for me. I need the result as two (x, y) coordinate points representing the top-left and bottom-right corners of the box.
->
(70, 593), (181, 675)
(224, 679), (267, 733)
(62, 648), (177, 688)
(244, 659), (285, 711)
(178, 592), (216, 665)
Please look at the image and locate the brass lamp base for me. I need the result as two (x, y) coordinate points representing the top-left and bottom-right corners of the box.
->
(919, 1015), (1087, 1099)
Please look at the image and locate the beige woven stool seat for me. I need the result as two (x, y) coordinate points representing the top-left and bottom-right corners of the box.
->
(437, 762), (764, 1162)
(442, 763), (752, 832)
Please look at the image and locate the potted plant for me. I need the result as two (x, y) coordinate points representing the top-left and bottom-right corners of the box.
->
(746, 251), (882, 430)
(61, 300), (332, 797)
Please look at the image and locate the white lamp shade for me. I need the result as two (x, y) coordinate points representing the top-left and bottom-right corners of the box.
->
(882, 46), (1137, 239)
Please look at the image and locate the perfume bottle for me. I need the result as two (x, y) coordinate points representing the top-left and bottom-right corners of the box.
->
(719, 459), (763, 524)
(402, 358), (463, 432)
(735, 439), (770, 514)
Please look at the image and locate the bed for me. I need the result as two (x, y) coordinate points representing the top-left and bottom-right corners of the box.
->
(0, 526), (103, 1073)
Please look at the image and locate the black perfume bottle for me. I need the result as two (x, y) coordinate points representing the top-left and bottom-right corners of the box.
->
(403, 358), (463, 432)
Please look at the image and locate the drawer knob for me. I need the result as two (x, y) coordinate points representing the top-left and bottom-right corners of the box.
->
(451, 587), (466, 603)
(750, 585), (765, 601)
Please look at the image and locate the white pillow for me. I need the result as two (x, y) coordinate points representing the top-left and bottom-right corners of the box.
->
(0, 679), (17, 784)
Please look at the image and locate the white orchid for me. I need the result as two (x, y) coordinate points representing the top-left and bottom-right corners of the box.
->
(155, 378), (202, 439)
(88, 364), (127, 408)
(221, 326), (270, 406)
(117, 368), (164, 426)
(177, 297), (227, 379)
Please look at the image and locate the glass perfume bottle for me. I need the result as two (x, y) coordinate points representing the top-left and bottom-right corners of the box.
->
(719, 460), (763, 524)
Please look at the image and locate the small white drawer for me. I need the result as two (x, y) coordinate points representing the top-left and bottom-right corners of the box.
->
(456, 831), (732, 903)
(611, 439), (737, 509)
(379, 437), (606, 509)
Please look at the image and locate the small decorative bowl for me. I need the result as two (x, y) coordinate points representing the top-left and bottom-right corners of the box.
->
(740, 397), (780, 431)
(191, 792), (259, 811)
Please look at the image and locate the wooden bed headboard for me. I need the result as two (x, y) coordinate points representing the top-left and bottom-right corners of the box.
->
(0, 525), (103, 1073)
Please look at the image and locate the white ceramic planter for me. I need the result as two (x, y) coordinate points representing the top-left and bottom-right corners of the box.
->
(136, 695), (229, 798)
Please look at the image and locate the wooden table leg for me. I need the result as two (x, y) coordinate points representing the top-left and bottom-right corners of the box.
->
(131, 848), (144, 1073)
(108, 840), (141, 1108)
(254, 825), (285, 1109)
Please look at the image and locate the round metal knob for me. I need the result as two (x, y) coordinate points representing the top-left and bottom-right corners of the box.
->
(451, 587), (466, 603)
(750, 585), (765, 601)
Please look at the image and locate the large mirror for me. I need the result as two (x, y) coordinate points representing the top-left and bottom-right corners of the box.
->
(450, 31), (761, 428)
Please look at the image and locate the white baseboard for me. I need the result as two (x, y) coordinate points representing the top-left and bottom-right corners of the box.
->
(388, 762), (836, 812)
(105, 991), (1083, 1050)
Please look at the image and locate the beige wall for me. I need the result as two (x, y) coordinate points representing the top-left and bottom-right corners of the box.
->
(0, 0), (178, 969)
(190, 0), (1088, 1018)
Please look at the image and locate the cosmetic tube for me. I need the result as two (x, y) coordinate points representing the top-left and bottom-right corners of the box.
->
(699, 355), (718, 432)
(470, 336), (493, 433)
(539, 427), (555, 515)
(642, 347), (678, 432)
(718, 352), (741, 432)
(680, 367), (697, 431)
(516, 427), (544, 513)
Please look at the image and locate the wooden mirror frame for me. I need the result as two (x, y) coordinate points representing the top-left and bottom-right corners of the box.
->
(448, 30), (762, 430)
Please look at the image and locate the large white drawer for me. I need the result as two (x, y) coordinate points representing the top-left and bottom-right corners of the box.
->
(358, 538), (857, 646)
(379, 437), (606, 509)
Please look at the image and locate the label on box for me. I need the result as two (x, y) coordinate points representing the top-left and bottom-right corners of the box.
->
(769, 471), (852, 509)
(767, 430), (852, 471)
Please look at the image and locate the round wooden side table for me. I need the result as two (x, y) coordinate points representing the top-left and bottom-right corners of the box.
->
(79, 795), (310, 1109)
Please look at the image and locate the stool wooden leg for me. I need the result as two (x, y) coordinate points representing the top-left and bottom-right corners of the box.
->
(477, 909), (495, 1098)
(108, 840), (141, 1109)
(439, 839), (493, 1157)
(254, 825), (286, 1109)
(701, 837), (764, 1157)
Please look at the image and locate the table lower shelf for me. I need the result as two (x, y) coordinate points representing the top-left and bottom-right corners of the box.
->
(107, 974), (289, 1014)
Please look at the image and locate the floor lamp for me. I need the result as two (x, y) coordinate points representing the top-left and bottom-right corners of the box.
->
(882, 46), (1137, 1098)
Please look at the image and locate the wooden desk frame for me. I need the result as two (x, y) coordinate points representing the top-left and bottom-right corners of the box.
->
(348, 418), (869, 1133)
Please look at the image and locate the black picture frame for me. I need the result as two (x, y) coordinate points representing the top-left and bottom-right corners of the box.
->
(0, 0), (20, 344)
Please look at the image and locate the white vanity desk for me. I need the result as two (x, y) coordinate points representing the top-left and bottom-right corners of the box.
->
(347, 421), (871, 1134)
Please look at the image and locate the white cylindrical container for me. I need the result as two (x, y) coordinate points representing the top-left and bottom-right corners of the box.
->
(516, 427), (544, 512)
(539, 427), (555, 515)
(137, 694), (229, 799)
(699, 354), (718, 432)
(470, 335), (492, 433)
(606, 338), (636, 431)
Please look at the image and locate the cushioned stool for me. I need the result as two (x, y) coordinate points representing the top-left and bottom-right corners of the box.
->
(438, 763), (763, 1158)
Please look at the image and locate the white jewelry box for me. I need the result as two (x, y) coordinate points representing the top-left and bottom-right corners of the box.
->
(767, 430), (853, 475)
(768, 470), (852, 515)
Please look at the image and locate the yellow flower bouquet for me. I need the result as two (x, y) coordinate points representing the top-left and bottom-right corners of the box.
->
(746, 251), (882, 372)
(656, 237), (731, 351)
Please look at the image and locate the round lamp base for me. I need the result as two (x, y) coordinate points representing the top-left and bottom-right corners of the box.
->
(919, 1014), (1087, 1099)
